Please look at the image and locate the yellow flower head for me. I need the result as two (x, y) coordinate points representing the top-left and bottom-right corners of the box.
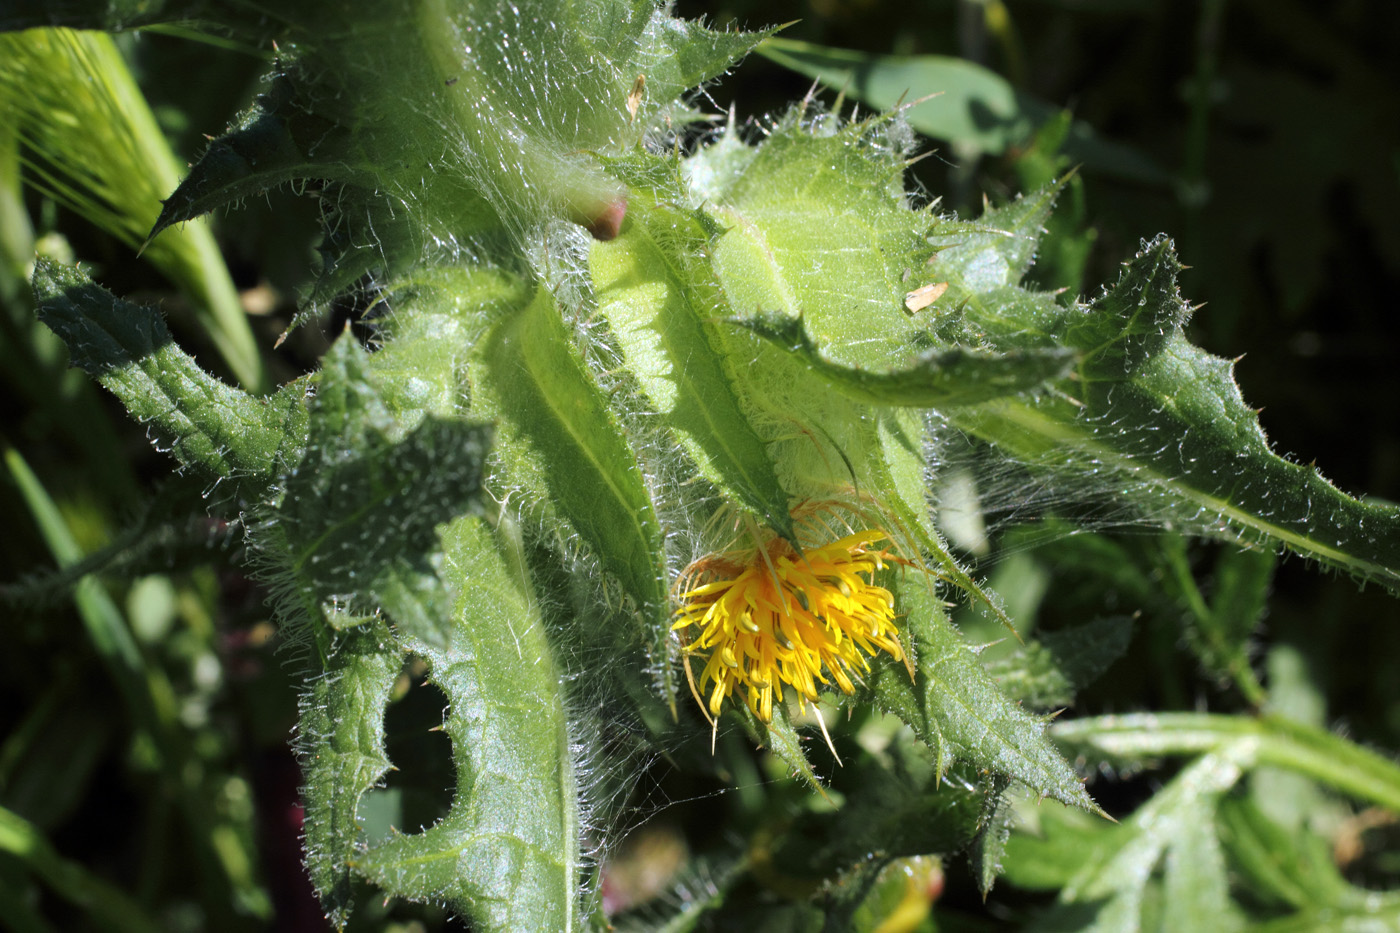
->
(673, 524), (910, 723)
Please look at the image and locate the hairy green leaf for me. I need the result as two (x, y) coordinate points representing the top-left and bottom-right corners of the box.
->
(952, 350), (1400, 590)
(703, 116), (934, 370)
(592, 193), (794, 538)
(268, 330), (490, 655)
(1066, 233), (1190, 379)
(151, 75), (366, 239)
(32, 260), (306, 492)
(298, 621), (401, 930)
(354, 517), (581, 933)
(484, 284), (668, 628)
(871, 583), (1096, 812)
(969, 772), (1015, 897)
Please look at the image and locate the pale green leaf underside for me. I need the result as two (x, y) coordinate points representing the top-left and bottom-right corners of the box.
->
(1051, 712), (1400, 814)
(1051, 744), (1252, 933)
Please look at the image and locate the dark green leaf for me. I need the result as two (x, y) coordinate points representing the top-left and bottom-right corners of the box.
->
(150, 76), (364, 238)
(986, 616), (1134, 711)
(768, 751), (982, 883)
(275, 333), (490, 644)
(970, 772), (1015, 897)
(0, 804), (163, 933)
(746, 705), (824, 794)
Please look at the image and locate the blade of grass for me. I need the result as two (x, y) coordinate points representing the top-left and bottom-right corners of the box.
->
(0, 804), (161, 933)
(1, 445), (267, 920)
(0, 28), (266, 391)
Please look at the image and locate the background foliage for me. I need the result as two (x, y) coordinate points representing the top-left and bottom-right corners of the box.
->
(2, 1), (1398, 931)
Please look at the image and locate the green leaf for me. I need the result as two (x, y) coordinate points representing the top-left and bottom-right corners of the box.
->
(985, 616), (1134, 710)
(756, 37), (1170, 185)
(1201, 546), (1274, 674)
(374, 266), (534, 423)
(150, 75), (366, 239)
(1066, 234), (1191, 380)
(736, 310), (1074, 408)
(278, 334), (512, 928)
(32, 260), (306, 493)
(949, 179), (1068, 292)
(969, 772), (1015, 896)
(1002, 794), (1118, 892)
(767, 751), (984, 881)
(1045, 745), (1251, 932)
(759, 39), (1035, 156)
(0, 805), (162, 933)
(273, 332), (490, 647)
(748, 705), (824, 795)
(484, 284), (668, 637)
(1216, 796), (1358, 912)
(1161, 796), (1238, 933)
(145, 0), (767, 284)
(952, 334), (1400, 589)
(870, 582), (1096, 812)
(591, 195), (795, 538)
(298, 621), (401, 930)
(1158, 538), (1272, 703)
(1249, 902), (1400, 933)
(703, 116), (934, 371)
(1090, 333), (1400, 585)
(353, 517), (581, 933)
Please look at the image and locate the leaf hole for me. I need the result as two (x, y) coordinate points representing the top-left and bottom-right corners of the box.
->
(358, 655), (455, 843)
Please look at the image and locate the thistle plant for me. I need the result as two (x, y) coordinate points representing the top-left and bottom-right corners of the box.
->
(4, 1), (1400, 931)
